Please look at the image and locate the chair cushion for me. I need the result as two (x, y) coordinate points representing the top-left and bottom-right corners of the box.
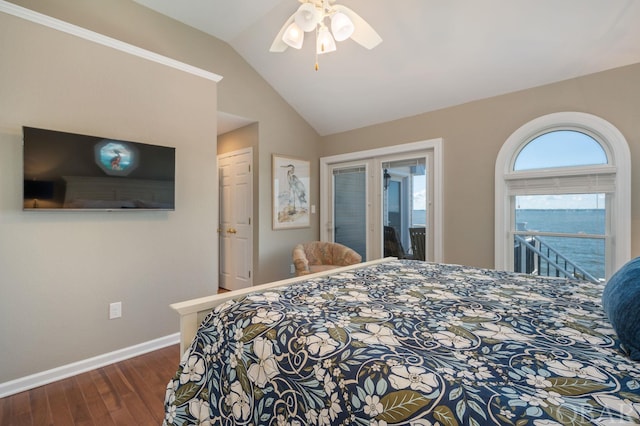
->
(309, 264), (341, 274)
(602, 257), (640, 360)
(292, 241), (361, 276)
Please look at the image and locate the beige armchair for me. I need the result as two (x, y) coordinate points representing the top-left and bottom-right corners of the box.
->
(292, 241), (362, 276)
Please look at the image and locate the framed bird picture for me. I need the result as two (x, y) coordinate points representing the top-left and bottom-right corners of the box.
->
(272, 154), (310, 229)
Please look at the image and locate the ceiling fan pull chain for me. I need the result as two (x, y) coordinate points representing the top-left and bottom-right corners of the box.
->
(315, 26), (320, 70)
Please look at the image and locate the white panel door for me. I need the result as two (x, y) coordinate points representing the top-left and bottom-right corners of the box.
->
(218, 149), (253, 290)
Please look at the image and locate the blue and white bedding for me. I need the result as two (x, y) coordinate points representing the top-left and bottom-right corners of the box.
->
(164, 259), (640, 425)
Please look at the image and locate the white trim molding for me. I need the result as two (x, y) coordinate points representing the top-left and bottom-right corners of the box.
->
(0, 0), (223, 83)
(0, 333), (179, 398)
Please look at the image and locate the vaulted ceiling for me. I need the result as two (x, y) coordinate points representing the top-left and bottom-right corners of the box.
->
(134, 0), (640, 136)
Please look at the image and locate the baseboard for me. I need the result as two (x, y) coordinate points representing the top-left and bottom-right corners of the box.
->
(0, 333), (180, 398)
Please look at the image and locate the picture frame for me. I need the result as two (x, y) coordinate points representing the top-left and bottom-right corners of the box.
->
(272, 154), (310, 230)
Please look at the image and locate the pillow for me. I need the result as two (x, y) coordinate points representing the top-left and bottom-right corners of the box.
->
(602, 257), (640, 360)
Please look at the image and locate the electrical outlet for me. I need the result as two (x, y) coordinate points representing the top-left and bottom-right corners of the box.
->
(109, 301), (122, 319)
(290, 264), (295, 274)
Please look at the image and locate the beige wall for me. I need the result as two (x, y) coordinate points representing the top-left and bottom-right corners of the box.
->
(0, 0), (318, 384)
(218, 124), (259, 154)
(7, 0), (321, 284)
(321, 63), (640, 268)
(0, 10), (219, 382)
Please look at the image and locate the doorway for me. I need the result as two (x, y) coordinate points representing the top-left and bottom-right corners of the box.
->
(320, 139), (443, 262)
(218, 148), (253, 290)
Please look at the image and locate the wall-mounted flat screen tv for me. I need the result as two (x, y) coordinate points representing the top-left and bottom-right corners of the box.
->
(23, 126), (175, 211)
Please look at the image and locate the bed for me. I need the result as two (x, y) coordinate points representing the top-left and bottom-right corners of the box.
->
(163, 258), (640, 425)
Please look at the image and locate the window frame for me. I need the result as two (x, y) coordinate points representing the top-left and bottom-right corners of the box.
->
(494, 112), (630, 279)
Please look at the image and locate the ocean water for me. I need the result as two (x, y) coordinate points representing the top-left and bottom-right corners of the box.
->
(515, 209), (605, 279)
(412, 210), (426, 226)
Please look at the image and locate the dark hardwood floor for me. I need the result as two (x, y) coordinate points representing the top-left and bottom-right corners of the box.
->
(0, 344), (180, 426)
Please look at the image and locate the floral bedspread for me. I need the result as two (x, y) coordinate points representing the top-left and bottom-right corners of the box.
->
(164, 260), (640, 425)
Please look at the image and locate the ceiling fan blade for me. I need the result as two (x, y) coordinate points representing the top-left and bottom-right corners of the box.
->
(269, 12), (296, 52)
(333, 4), (382, 49)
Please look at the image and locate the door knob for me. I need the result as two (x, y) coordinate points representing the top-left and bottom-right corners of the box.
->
(227, 228), (237, 234)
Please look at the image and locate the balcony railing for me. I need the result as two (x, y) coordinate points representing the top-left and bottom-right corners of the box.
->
(514, 234), (600, 283)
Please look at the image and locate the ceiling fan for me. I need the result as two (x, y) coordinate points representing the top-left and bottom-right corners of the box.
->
(270, 0), (382, 69)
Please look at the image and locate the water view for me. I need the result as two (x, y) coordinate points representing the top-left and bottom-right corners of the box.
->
(516, 209), (605, 280)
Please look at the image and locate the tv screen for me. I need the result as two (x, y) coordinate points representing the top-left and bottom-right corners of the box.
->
(23, 126), (175, 211)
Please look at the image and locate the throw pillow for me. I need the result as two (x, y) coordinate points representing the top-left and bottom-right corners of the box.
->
(602, 257), (640, 361)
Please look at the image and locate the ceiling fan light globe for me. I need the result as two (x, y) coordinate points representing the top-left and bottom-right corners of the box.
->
(295, 3), (322, 32)
(282, 22), (304, 49)
(331, 12), (354, 42)
(316, 26), (336, 54)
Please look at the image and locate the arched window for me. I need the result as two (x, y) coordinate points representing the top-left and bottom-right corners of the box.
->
(495, 112), (630, 281)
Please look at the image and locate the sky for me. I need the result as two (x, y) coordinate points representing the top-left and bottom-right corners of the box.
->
(514, 130), (607, 209)
(514, 130), (607, 171)
(516, 194), (605, 210)
(413, 176), (426, 210)
(412, 130), (608, 210)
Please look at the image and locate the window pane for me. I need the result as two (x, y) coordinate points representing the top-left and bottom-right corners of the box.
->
(535, 236), (604, 280)
(514, 130), (607, 171)
(514, 194), (605, 281)
(516, 193), (605, 212)
(412, 174), (426, 227)
(334, 169), (366, 258)
(383, 158), (427, 256)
